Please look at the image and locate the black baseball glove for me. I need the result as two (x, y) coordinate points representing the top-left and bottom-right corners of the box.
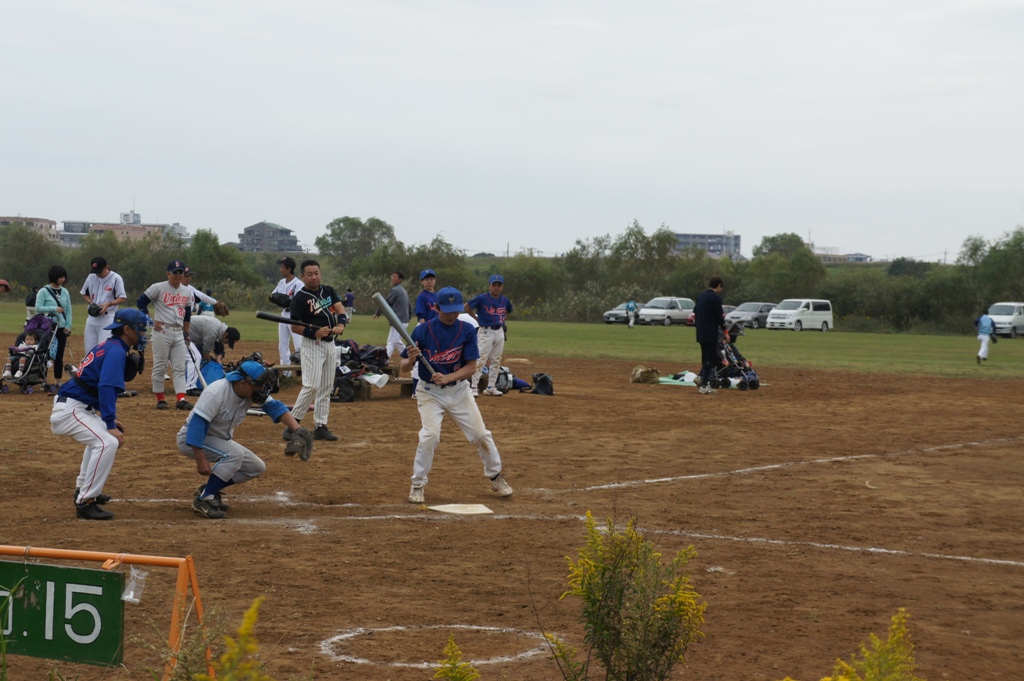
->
(87, 303), (104, 317)
(268, 293), (291, 308)
(284, 426), (314, 461)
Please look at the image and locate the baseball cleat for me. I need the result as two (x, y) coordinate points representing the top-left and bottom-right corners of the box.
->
(313, 425), (338, 441)
(76, 502), (114, 520)
(156, 400), (169, 410)
(176, 399), (193, 411)
(471, 388), (479, 397)
(483, 387), (502, 397)
(74, 489), (112, 505)
(195, 484), (229, 511)
(490, 474), (513, 498)
(193, 496), (226, 519)
(408, 485), (425, 504)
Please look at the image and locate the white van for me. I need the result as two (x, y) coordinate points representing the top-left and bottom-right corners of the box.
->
(987, 302), (1024, 338)
(766, 299), (834, 332)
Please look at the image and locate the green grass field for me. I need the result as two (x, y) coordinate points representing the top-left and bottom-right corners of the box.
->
(3, 302), (1020, 378)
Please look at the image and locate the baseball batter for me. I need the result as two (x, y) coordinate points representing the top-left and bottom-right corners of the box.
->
(50, 309), (151, 520)
(137, 260), (194, 411)
(400, 286), (513, 505)
(79, 256), (127, 355)
(178, 361), (305, 518)
(270, 257), (304, 370)
(287, 259), (348, 441)
(465, 274), (514, 397)
(373, 271), (411, 360)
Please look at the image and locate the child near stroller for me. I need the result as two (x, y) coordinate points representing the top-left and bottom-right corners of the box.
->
(2, 315), (58, 394)
(707, 321), (760, 390)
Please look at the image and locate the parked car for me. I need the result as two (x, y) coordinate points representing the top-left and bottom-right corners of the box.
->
(603, 303), (632, 324)
(766, 299), (834, 331)
(638, 297), (695, 326)
(987, 302), (1024, 338)
(725, 302), (777, 330)
(685, 305), (737, 326)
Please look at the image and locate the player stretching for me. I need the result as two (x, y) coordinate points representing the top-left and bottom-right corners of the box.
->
(50, 309), (151, 520)
(401, 286), (513, 505)
(466, 274), (513, 397)
(286, 259), (348, 441)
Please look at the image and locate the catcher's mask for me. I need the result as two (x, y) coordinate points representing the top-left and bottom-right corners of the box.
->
(230, 360), (277, 404)
(104, 309), (154, 352)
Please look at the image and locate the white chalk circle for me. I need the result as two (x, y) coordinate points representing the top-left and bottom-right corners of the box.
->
(319, 624), (551, 668)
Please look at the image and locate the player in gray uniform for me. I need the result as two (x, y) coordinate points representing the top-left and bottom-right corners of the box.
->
(177, 361), (305, 519)
(80, 256), (127, 356)
(184, 315), (240, 393)
(137, 260), (194, 411)
(373, 271), (411, 361)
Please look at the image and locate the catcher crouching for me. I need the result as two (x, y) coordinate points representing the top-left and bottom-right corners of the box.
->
(176, 360), (313, 519)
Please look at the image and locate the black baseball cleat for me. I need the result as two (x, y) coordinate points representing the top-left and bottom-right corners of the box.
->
(74, 488), (112, 505)
(156, 400), (169, 410)
(194, 484), (229, 511)
(192, 496), (226, 519)
(186, 388), (202, 397)
(77, 502), (114, 520)
(176, 399), (193, 411)
(313, 425), (338, 441)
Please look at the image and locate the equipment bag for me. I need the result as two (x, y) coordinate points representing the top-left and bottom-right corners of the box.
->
(630, 366), (661, 384)
(530, 373), (554, 395)
(494, 366), (512, 394)
(332, 376), (356, 402)
(358, 344), (389, 369)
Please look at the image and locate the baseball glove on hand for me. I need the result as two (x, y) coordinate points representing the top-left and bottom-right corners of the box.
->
(87, 303), (103, 317)
(268, 292), (291, 308)
(284, 426), (314, 461)
(213, 301), (230, 316)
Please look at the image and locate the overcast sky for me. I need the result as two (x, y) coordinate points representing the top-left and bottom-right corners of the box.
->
(3, 0), (1022, 261)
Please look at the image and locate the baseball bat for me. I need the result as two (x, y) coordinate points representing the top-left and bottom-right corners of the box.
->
(372, 292), (437, 375)
(255, 310), (321, 331)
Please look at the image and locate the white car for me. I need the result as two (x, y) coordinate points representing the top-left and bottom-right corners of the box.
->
(987, 302), (1024, 338)
(638, 297), (695, 326)
(766, 299), (834, 332)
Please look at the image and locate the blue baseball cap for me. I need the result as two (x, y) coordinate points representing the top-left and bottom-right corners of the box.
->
(104, 308), (151, 331)
(226, 361), (267, 383)
(435, 287), (465, 313)
(167, 260), (186, 273)
(420, 269), (436, 280)
(489, 274), (504, 284)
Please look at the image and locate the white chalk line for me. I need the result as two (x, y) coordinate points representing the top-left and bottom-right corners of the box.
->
(582, 435), (1024, 491)
(319, 624), (552, 668)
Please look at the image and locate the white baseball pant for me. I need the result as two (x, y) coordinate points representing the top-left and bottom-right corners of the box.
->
(411, 380), (502, 488)
(150, 326), (187, 395)
(386, 326), (407, 360)
(278, 321), (302, 366)
(184, 340), (203, 391)
(83, 315), (115, 357)
(291, 336), (334, 428)
(51, 397), (121, 504)
(978, 333), (991, 360)
(176, 431), (266, 484)
(471, 328), (505, 390)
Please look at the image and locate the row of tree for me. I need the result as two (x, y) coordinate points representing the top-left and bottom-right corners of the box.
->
(3, 219), (1022, 334)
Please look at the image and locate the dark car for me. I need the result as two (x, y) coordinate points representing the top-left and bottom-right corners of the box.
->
(603, 303), (632, 324)
(725, 302), (777, 330)
(685, 305), (737, 326)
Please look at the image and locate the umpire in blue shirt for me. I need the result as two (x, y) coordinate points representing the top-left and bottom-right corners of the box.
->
(694, 276), (729, 395)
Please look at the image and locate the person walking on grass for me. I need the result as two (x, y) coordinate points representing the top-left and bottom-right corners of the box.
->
(975, 307), (995, 365)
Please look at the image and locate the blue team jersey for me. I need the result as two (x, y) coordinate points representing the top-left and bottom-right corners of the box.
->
(57, 337), (128, 429)
(467, 293), (513, 327)
(416, 290), (438, 322)
(402, 318), (480, 382)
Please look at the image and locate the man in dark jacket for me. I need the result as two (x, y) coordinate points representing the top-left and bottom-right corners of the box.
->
(694, 276), (729, 394)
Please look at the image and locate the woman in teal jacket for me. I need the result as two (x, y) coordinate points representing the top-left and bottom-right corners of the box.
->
(34, 265), (74, 383)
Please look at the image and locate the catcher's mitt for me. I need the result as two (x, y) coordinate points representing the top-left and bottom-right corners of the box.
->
(284, 426), (313, 461)
(268, 292), (291, 308)
(87, 303), (103, 317)
(213, 301), (230, 316)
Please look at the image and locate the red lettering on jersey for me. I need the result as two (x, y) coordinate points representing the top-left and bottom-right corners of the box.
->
(429, 348), (463, 364)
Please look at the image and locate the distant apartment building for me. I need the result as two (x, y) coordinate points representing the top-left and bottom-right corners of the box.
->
(674, 231), (741, 258)
(813, 245), (873, 263)
(0, 216), (61, 243)
(57, 211), (189, 247)
(236, 222), (302, 252)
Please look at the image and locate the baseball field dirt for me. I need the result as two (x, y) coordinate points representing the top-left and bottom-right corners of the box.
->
(2, 336), (1023, 680)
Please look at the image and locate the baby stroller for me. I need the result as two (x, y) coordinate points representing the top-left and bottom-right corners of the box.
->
(707, 321), (760, 391)
(2, 315), (58, 394)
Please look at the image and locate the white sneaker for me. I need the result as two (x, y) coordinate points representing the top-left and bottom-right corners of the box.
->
(14, 370), (24, 379)
(483, 387), (502, 397)
(471, 388), (479, 397)
(698, 385), (717, 395)
(490, 474), (513, 498)
(408, 485), (425, 504)
(2, 370), (10, 380)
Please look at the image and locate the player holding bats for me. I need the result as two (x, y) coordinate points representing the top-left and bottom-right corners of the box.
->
(284, 259), (349, 442)
(400, 286), (513, 505)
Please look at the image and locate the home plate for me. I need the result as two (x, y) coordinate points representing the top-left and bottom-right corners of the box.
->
(427, 504), (493, 515)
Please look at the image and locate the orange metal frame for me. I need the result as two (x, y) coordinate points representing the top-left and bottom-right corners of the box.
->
(0, 544), (212, 680)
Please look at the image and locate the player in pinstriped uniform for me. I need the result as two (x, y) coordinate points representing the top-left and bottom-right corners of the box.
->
(286, 259), (348, 441)
(270, 257), (304, 371)
(465, 274), (514, 397)
(137, 260), (194, 411)
(401, 286), (513, 505)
